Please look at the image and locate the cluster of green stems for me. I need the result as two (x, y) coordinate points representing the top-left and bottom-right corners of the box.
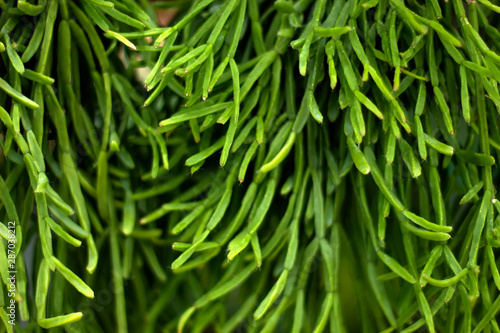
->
(1, 0), (500, 331)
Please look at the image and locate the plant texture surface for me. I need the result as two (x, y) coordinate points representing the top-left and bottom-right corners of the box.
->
(1, 0), (500, 332)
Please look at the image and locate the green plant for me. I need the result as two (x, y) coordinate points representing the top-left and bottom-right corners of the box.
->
(1, 0), (500, 332)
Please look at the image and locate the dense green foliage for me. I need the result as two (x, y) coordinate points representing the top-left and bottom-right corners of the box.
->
(1, 0), (500, 331)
